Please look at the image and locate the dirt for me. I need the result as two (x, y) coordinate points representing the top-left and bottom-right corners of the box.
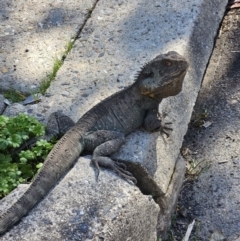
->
(168, 8), (240, 241)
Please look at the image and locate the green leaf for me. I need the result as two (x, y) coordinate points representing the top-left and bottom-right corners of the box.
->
(0, 115), (9, 127)
(19, 157), (28, 164)
(0, 138), (9, 150)
(0, 153), (12, 163)
(36, 162), (43, 170)
(19, 150), (35, 161)
(0, 113), (57, 198)
(7, 134), (22, 148)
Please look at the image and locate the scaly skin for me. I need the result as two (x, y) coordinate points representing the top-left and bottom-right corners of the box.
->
(0, 51), (188, 234)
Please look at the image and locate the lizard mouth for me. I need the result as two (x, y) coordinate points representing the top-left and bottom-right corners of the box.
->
(141, 68), (188, 98)
(156, 68), (187, 97)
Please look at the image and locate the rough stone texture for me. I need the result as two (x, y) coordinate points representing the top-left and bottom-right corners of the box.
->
(0, 95), (6, 114)
(156, 155), (186, 239)
(0, 157), (159, 241)
(3, 102), (28, 117)
(0, 0), (96, 92)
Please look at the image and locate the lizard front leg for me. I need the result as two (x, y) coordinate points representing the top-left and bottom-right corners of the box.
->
(143, 109), (173, 137)
(84, 130), (137, 184)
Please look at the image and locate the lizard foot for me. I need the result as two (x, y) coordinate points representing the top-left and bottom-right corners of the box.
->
(115, 161), (127, 170)
(159, 122), (173, 138)
(158, 112), (173, 137)
(144, 109), (173, 137)
(92, 157), (137, 184)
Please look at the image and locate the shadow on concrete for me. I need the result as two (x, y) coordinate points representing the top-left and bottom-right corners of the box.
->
(171, 8), (240, 240)
(0, 1), (97, 92)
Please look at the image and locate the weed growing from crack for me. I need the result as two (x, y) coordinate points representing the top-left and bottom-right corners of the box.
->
(1, 89), (26, 102)
(185, 159), (211, 181)
(39, 38), (75, 95)
(39, 57), (63, 95)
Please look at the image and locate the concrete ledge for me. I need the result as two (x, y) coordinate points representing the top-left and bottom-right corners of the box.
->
(156, 155), (186, 238)
(0, 157), (159, 241)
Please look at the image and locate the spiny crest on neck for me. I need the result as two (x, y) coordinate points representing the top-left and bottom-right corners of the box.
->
(134, 59), (155, 81)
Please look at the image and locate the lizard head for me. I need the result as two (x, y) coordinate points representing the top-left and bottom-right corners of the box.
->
(137, 51), (189, 101)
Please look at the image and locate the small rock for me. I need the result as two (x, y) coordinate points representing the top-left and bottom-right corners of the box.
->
(4, 99), (11, 106)
(179, 207), (188, 217)
(45, 92), (53, 97)
(203, 121), (212, 128)
(231, 99), (238, 104)
(22, 94), (42, 105)
(233, 158), (239, 164)
(218, 160), (229, 164)
(0, 94), (6, 114)
(98, 52), (104, 57)
(0, 67), (8, 74)
(210, 230), (227, 241)
(38, 22), (44, 28)
(61, 91), (70, 97)
(3, 103), (26, 117)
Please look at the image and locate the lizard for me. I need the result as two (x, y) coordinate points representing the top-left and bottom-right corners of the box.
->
(0, 51), (189, 235)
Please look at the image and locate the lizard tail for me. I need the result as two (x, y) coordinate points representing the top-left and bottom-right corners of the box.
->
(0, 128), (84, 235)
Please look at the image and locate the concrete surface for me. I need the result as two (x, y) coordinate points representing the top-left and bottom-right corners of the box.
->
(0, 0), (96, 92)
(169, 7), (240, 241)
(0, 0), (229, 240)
(157, 155), (186, 238)
(0, 157), (159, 241)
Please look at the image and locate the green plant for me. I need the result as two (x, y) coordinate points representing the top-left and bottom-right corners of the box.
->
(39, 57), (63, 95)
(66, 39), (74, 54)
(171, 214), (177, 226)
(186, 159), (210, 181)
(192, 109), (209, 127)
(166, 230), (176, 241)
(39, 39), (75, 95)
(0, 114), (55, 198)
(193, 221), (199, 241)
(1, 89), (26, 102)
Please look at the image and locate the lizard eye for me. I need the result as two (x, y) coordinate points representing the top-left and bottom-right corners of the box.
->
(165, 61), (171, 66)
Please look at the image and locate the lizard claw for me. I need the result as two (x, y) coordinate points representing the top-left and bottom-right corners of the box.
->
(92, 157), (137, 184)
(144, 110), (173, 137)
(159, 126), (173, 138)
(158, 113), (173, 138)
(92, 159), (101, 181)
(114, 162), (137, 184)
(115, 161), (127, 170)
